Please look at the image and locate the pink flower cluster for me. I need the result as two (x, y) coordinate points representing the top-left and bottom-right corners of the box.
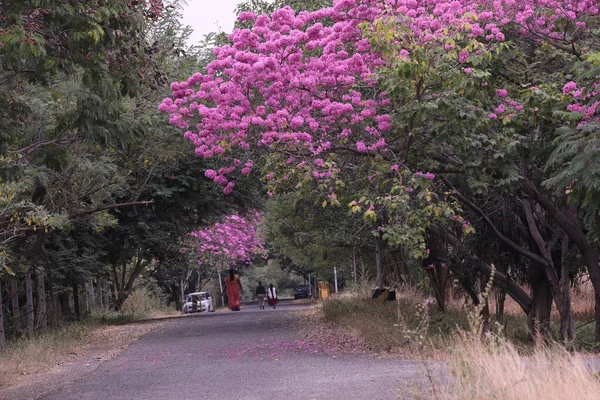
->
(190, 212), (266, 267)
(415, 171), (435, 180)
(160, 2), (395, 189)
(160, 0), (600, 192)
(562, 81), (600, 126)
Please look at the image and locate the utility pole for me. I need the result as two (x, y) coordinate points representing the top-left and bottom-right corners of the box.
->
(218, 268), (224, 307)
(334, 267), (338, 293)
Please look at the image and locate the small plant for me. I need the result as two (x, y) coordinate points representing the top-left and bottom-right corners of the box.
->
(466, 264), (495, 336)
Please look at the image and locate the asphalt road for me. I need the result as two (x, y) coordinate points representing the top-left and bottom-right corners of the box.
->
(42, 301), (440, 400)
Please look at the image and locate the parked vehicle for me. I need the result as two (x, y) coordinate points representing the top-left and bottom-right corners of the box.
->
(293, 285), (311, 300)
(183, 292), (214, 313)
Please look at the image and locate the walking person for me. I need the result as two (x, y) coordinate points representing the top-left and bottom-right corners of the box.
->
(224, 268), (243, 311)
(267, 283), (278, 309)
(256, 281), (266, 310)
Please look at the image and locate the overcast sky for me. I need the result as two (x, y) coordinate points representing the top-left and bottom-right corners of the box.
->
(180, 0), (245, 45)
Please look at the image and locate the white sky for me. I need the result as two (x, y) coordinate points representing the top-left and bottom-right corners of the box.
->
(181, 0), (245, 45)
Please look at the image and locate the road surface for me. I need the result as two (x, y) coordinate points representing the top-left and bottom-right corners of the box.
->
(42, 301), (441, 400)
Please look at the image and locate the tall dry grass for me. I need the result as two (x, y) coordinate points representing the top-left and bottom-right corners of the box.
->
(440, 337), (600, 400)
(0, 323), (89, 387)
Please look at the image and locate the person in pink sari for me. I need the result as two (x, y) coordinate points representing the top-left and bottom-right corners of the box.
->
(224, 268), (243, 311)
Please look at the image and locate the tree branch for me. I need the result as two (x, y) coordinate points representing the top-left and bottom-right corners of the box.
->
(72, 200), (154, 217)
(441, 177), (550, 267)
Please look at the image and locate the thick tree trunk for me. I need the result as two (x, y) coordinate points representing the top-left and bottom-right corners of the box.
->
(24, 270), (34, 335)
(522, 178), (599, 343)
(375, 242), (383, 288)
(10, 278), (21, 334)
(528, 268), (553, 343)
(0, 280), (6, 349)
(72, 282), (80, 320)
(522, 199), (575, 346)
(59, 291), (71, 319)
(36, 270), (46, 329)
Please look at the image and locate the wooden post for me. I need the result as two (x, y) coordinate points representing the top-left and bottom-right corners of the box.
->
(0, 280), (6, 349)
(36, 270), (47, 329)
(24, 270), (35, 335)
(10, 278), (21, 333)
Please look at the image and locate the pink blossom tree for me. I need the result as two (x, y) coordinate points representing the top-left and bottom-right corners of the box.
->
(162, 0), (600, 343)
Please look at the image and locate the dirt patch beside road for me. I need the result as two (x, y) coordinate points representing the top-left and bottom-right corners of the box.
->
(0, 320), (166, 400)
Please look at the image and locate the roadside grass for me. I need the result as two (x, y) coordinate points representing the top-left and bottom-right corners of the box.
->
(320, 283), (600, 399)
(322, 283), (598, 353)
(0, 287), (177, 389)
(437, 337), (600, 400)
(0, 323), (90, 387)
(322, 286), (468, 355)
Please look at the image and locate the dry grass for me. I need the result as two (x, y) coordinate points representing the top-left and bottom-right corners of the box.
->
(0, 323), (90, 387)
(0, 287), (175, 391)
(433, 337), (600, 400)
(318, 282), (600, 399)
(320, 286), (466, 359)
(0, 320), (164, 391)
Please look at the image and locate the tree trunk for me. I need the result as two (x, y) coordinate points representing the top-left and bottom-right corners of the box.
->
(72, 281), (80, 320)
(0, 280), (6, 349)
(375, 241), (383, 288)
(495, 288), (506, 325)
(36, 270), (46, 329)
(89, 278), (95, 310)
(352, 247), (358, 283)
(10, 278), (21, 334)
(83, 281), (90, 314)
(559, 234), (575, 347)
(48, 269), (58, 328)
(522, 199), (575, 346)
(480, 276), (490, 333)
(98, 280), (104, 309)
(528, 268), (553, 343)
(522, 178), (599, 343)
(24, 270), (34, 335)
(113, 256), (149, 311)
(59, 291), (71, 319)
(428, 223), (533, 315)
(100, 279), (110, 310)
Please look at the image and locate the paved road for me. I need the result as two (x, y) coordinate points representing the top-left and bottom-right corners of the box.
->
(42, 301), (440, 400)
